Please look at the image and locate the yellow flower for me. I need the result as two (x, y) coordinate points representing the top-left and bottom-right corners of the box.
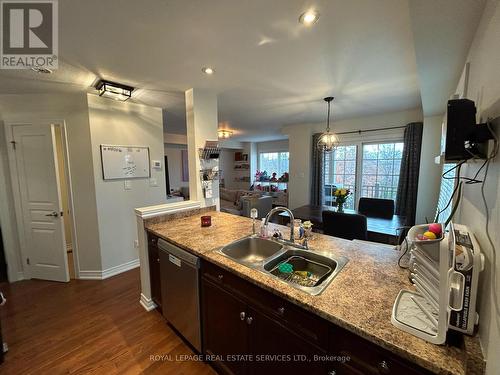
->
(341, 189), (346, 195)
(303, 221), (313, 229)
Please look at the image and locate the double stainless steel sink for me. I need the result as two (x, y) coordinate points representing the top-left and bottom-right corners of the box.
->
(218, 236), (348, 295)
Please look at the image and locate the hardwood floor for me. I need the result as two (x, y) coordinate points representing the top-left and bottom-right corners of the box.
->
(0, 269), (216, 375)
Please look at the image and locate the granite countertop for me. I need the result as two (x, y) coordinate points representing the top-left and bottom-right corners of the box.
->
(145, 211), (484, 375)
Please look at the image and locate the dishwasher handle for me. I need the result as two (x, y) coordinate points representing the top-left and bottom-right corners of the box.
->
(158, 238), (200, 268)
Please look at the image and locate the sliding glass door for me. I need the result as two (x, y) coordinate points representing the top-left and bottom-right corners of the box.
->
(360, 142), (403, 201)
(322, 141), (403, 209)
(324, 145), (357, 209)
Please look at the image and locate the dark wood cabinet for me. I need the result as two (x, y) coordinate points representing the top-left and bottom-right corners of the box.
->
(327, 325), (433, 375)
(202, 279), (247, 375)
(201, 260), (432, 375)
(247, 307), (328, 375)
(202, 261), (328, 375)
(147, 233), (162, 310)
(0, 312), (3, 364)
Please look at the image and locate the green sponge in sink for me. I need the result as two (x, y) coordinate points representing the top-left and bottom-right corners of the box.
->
(278, 262), (293, 274)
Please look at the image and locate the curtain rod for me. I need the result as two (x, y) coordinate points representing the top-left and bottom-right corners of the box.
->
(335, 125), (407, 136)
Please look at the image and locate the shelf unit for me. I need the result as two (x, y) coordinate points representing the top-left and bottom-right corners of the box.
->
(253, 180), (288, 191)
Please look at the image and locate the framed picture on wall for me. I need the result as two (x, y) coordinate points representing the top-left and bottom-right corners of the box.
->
(181, 149), (189, 182)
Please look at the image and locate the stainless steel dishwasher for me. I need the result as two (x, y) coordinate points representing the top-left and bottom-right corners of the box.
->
(158, 238), (201, 352)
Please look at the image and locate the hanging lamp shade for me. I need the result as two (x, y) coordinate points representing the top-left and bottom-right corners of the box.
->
(317, 96), (339, 152)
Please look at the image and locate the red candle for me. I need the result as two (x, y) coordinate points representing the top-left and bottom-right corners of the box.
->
(201, 215), (212, 227)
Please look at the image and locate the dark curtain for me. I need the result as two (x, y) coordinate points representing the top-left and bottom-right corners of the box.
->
(310, 133), (324, 206)
(396, 122), (423, 226)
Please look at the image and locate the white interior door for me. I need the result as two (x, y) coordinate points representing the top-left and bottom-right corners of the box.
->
(11, 123), (69, 282)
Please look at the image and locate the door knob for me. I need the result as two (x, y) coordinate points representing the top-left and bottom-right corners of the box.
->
(239, 312), (246, 321)
(45, 212), (59, 217)
(246, 316), (253, 325)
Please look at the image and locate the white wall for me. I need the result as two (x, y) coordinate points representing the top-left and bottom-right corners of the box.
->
(0, 93), (102, 277)
(256, 139), (289, 154)
(87, 94), (166, 271)
(164, 143), (188, 191)
(415, 115), (444, 224)
(185, 89), (220, 208)
(282, 108), (424, 209)
(452, 1), (500, 373)
(0, 118), (23, 281)
(164, 132), (187, 145)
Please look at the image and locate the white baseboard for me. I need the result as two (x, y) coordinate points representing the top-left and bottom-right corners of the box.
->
(78, 258), (140, 280)
(78, 270), (103, 280)
(140, 293), (157, 312)
(102, 258), (140, 279)
(16, 271), (25, 281)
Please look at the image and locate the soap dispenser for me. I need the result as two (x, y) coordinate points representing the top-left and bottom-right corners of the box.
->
(260, 218), (268, 238)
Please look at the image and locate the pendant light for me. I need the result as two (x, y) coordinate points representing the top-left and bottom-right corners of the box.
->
(317, 96), (339, 152)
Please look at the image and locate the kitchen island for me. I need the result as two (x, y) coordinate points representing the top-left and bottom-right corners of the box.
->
(141, 208), (484, 375)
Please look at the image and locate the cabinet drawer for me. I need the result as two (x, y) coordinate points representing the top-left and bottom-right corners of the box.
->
(202, 259), (247, 290)
(329, 325), (433, 375)
(202, 260), (329, 349)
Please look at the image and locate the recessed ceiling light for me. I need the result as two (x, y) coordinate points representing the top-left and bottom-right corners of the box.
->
(299, 10), (320, 25)
(31, 67), (53, 74)
(202, 67), (215, 75)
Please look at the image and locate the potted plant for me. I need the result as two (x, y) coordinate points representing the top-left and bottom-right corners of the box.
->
(334, 188), (351, 213)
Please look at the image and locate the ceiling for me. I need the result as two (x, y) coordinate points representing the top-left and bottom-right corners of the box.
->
(0, 0), (485, 141)
(409, 0), (486, 117)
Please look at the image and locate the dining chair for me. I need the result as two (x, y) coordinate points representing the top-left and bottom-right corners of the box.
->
(322, 211), (367, 241)
(358, 198), (394, 218)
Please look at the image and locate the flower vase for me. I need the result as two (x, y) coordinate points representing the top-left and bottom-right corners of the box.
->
(337, 202), (344, 213)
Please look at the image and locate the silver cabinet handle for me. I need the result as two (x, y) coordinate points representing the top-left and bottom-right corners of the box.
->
(378, 360), (390, 373)
(240, 312), (246, 321)
(246, 316), (253, 325)
(45, 211), (59, 217)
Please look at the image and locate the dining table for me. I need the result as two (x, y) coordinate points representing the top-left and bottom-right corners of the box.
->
(278, 204), (406, 245)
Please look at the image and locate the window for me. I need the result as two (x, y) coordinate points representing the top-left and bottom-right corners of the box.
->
(324, 145), (357, 209)
(360, 142), (403, 201)
(259, 152), (289, 176)
(322, 141), (404, 209)
(435, 163), (457, 225)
